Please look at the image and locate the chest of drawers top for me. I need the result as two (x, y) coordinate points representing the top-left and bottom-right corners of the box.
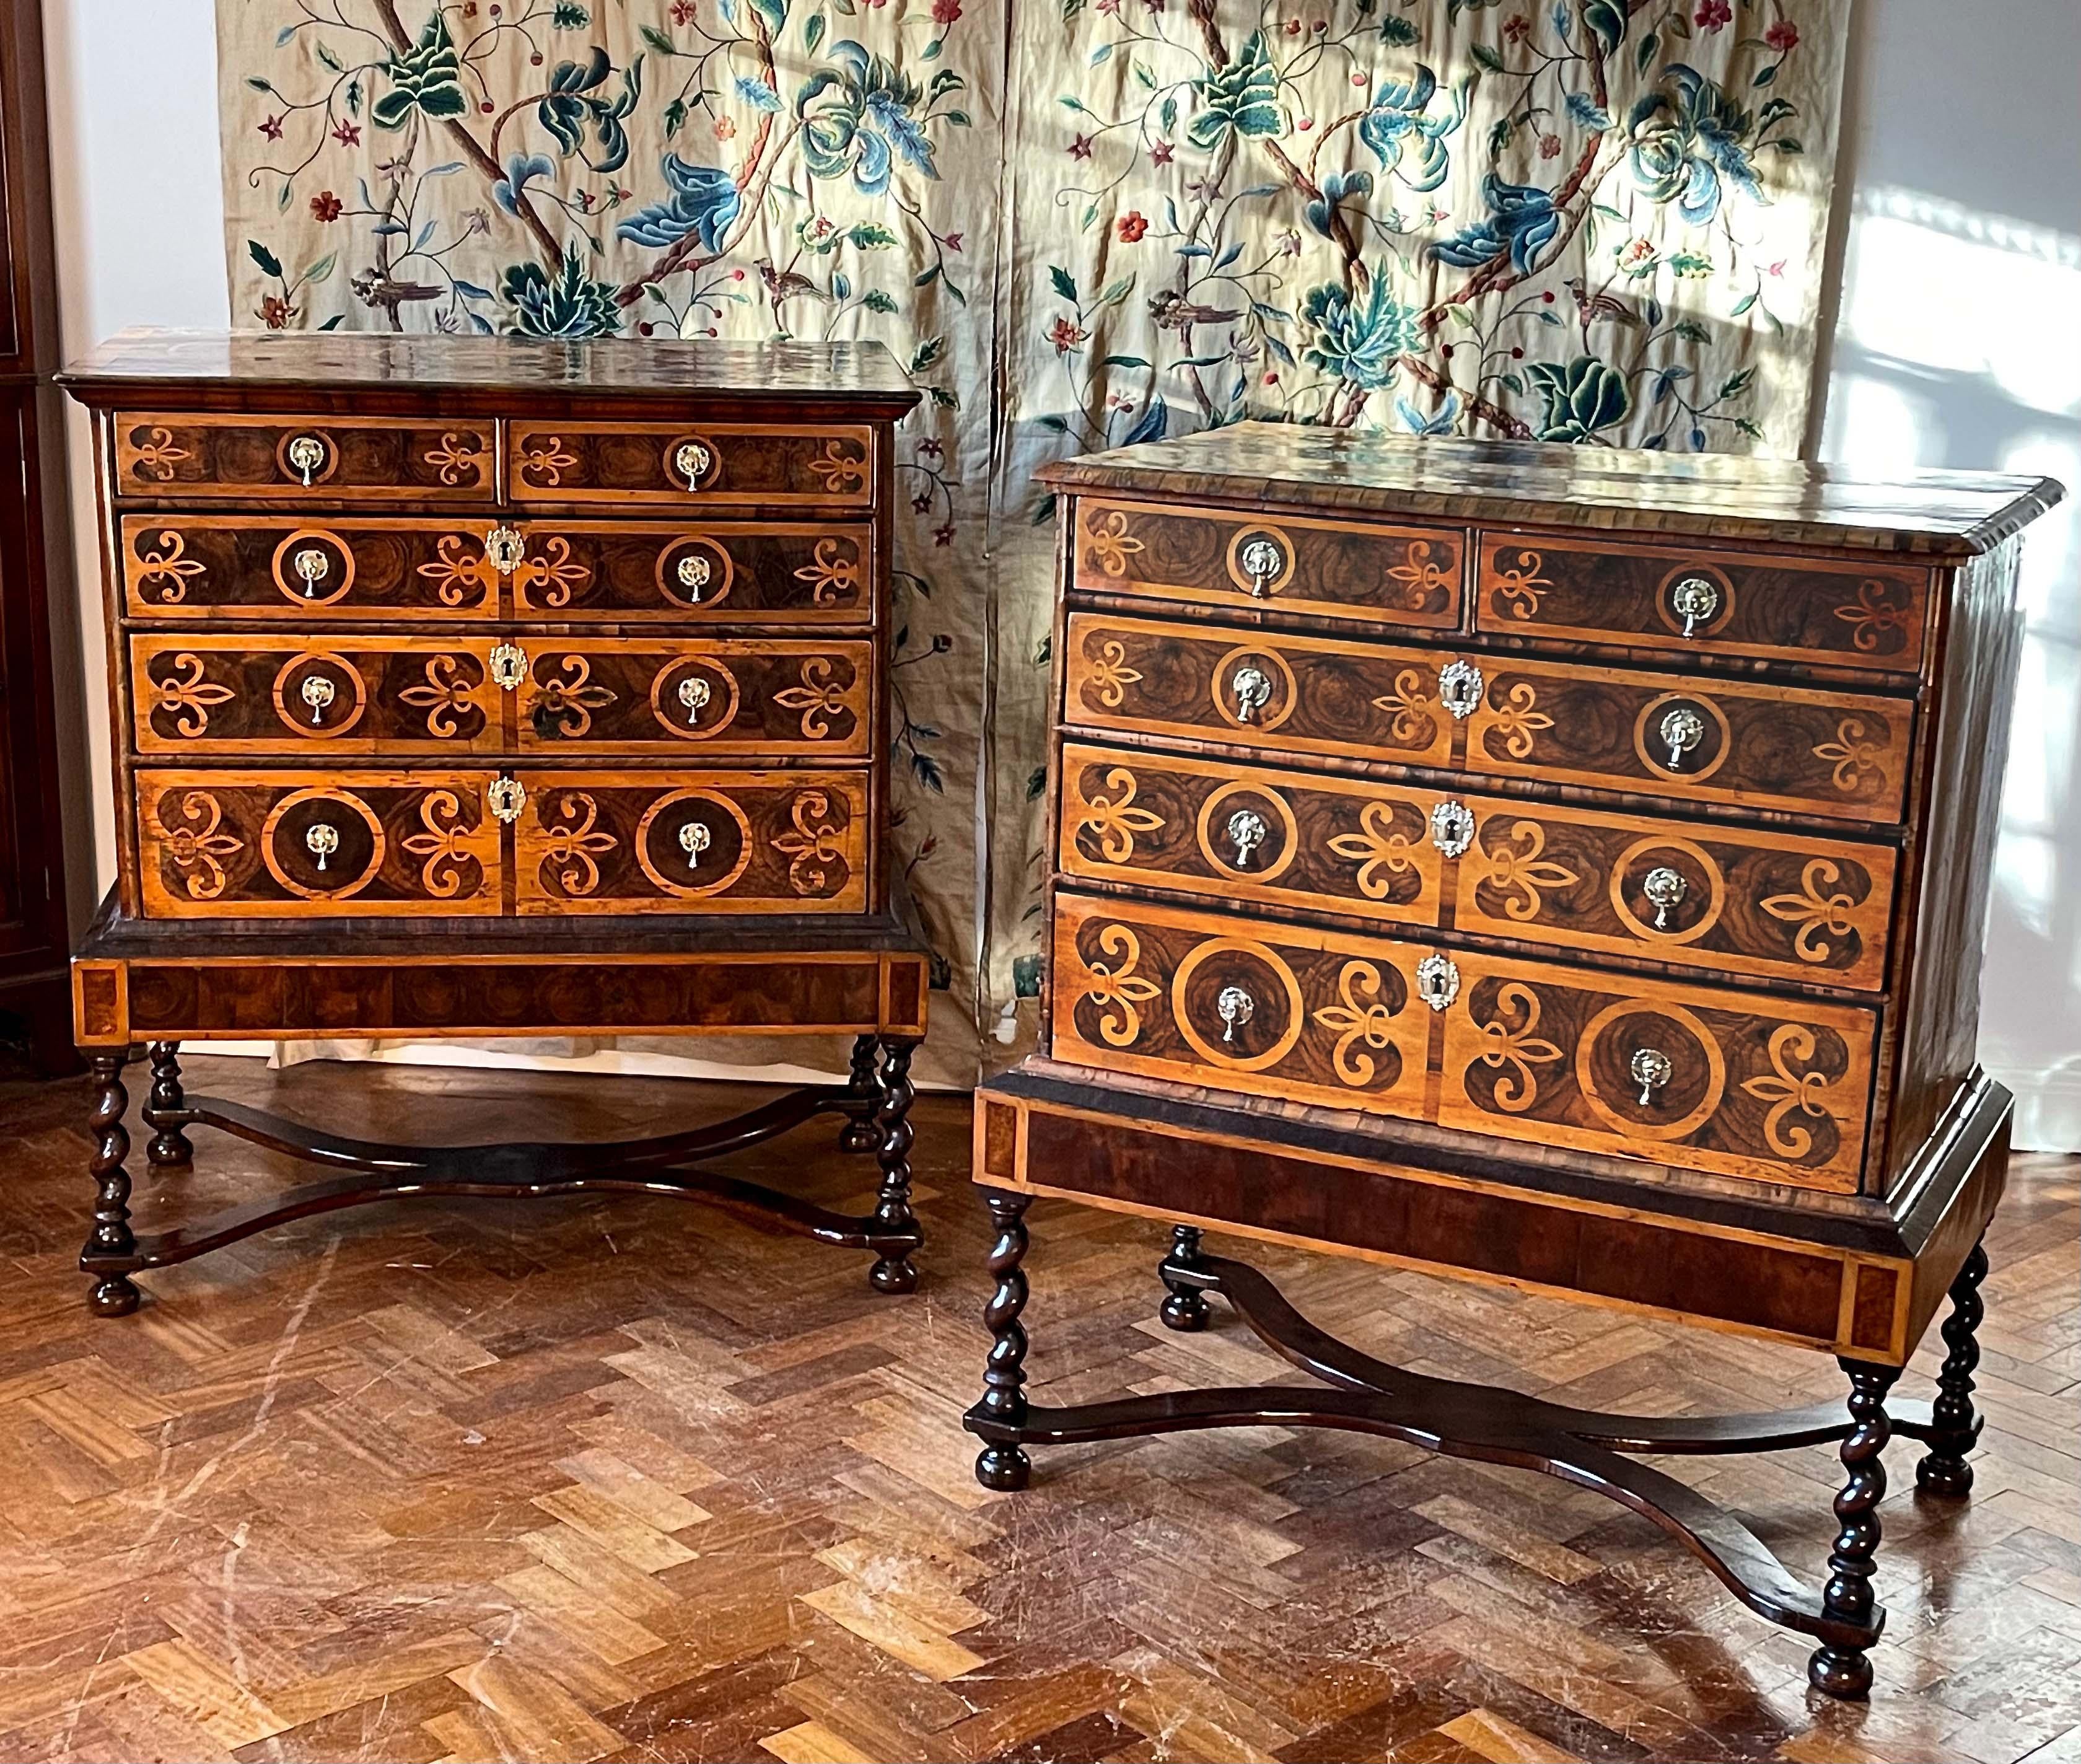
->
(1032, 427), (2062, 1207)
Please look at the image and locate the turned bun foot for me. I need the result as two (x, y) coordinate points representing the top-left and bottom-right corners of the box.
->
(1916, 1451), (1974, 1498)
(1808, 1645), (1873, 1700)
(975, 1444), (1030, 1491)
(87, 1275), (141, 1317)
(1159, 1286), (1210, 1332)
(839, 1118), (880, 1154)
(146, 1130), (193, 1170)
(869, 1254), (918, 1295)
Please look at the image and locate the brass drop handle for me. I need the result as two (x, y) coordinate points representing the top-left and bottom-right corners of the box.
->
(677, 553), (711, 602)
(1238, 537), (1283, 598)
(1226, 809), (1268, 868)
(1631, 1045), (1673, 1106)
(1216, 985), (1254, 1045)
(678, 819), (711, 870)
(286, 434), (327, 487)
(484, 525), (524, 576)
(1230, 664), (1272, 724)
(1660, 705), (1706, 770)
(1671, 575), (1719, 638)
(486, 774), (526, 824)
(678, 675), (712, 726)
(488, 643), (528, 691)
(673, 440), (712, 490)
(299, 674), (336, 726)
(304, 822), (339, 872)
(292, 548), (330, 596)
(1642, 865), (1688, 929)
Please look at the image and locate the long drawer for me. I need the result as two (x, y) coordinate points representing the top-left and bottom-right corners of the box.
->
(1048, 890), (1875, 1191)
(1056, 744), (1898, 991)
(129, 634), (874, 758)
(1062, 612), (1914, 824)
(134, 767), (870, 919)
(118, 515), (874, 626)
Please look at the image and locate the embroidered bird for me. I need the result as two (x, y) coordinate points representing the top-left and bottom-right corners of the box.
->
(1564, 276), (1644, 346)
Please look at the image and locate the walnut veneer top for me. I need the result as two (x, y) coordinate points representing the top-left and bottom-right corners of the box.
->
(1038, 424), (2063, 558)
(60, 327), (919, 413)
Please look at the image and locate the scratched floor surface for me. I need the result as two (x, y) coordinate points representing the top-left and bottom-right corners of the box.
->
(0, 1054), (2074, 1763)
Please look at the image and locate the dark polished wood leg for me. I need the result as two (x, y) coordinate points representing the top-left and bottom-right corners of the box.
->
(83, 1051), (141, 1317)
(1916, 1240), (1987, 1497)
(865, 1038), (921, 1294)
(837, 1032), (881, 1153)
(1158, 1224), (1211, 1332)
(974, 1191), (1033, 1491)
(1808, 1358), (1901, 1700)
(143, 1042), (195, 1169)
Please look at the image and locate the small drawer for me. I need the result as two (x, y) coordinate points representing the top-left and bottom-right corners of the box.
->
(507, 521), (874, 624)
(512, 638), (873, 757)
(1435, 949), (1875, 1191)
(1476, 532), (1929, 675)
(1062, 613), (1458, 771)
(1049, 891), (1431, 1121)
(113, 414), (494, 502)
(515, 770), (870, 915)
(136, 769), (504, 918)
(130, 634), (504, 755)
(1459, 652), (1913, 825)
(120, 516), (505, 620)
(1055, 743), (1897, 991)
(508, 422), (873, 507)
(1072, 496), (1461, 631)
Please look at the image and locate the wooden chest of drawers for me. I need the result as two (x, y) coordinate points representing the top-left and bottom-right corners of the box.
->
(62, 328), (929, 1311)
(965, 426), (2062, 1698)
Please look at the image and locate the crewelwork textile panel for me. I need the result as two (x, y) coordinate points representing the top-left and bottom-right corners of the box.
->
(216, 0), (1849, 1079)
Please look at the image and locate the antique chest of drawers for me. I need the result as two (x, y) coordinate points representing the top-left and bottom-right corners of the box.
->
(965, 426), (2062, 1698)
(62, 328), (929, 1311)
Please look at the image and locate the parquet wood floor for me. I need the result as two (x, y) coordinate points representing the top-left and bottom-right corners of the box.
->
(0, 1055), (2073, 1764)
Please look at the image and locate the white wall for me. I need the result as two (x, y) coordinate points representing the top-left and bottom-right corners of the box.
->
(1818, 0), (2081, 1149)
(38, 0), (2081, 1145)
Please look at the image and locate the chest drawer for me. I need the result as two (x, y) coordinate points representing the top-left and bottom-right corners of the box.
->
(113, 415), (493, 502)
(1072, 497), (1461, 631)
(136, 770), (503, 918)
(1477, 533), (1929, 674)
(509, 422), (872, 507)
(506, 522), (872, 624)
(131, 635), (503, 755)
(1049, 891), (1875, 1191)
(513, 639), (872, 757)
(516, 770), (869, 915)
(1056, 744), (1896, 992)
(121, 516), (504, 620)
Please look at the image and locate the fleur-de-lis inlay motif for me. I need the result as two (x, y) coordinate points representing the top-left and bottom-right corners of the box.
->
(1385, 540), (1455, 609)
(151, 652), (234, 737)
(1471, 981), (1563, 1113)
(157, 791), (242, 900)
(1814, 717), (1887, 794)
(794, 537), (859, 605)
(773, 789), (849, 895)
(416, 533), (497, 607)
(807, 439), (867, 493)
(1487, 680), (1554, 759)
(1487, 549), (1552, 620)
(1327, 801), (1417, 900)
(1083, 638), (1142, 709)
(536, 655), (617, 738)
(1077, 766), (1163, 864)
(1311, 960), (1400, 1087)
(398, 654), (480, 738)
(1082, 923), (1161, 1048)
(1474, 820), (1580, 921)
(1084, 508), (1146, 577)
(136, 529), (206, 603)
(1833, 579), (1918, 652)
(131, 426), (190, 483)
(538, 791), (617, 897)
(515, 536), (594, 610)
(1371, 667), (1438, 747)
(1740, 1024), (1840, 1161)
(516, 437), (577, 485)
(423, 432), (488, 486)
(400, 789), (478, 898)
(1761, 858), (1859, 963)
(773, 657), (853, 739)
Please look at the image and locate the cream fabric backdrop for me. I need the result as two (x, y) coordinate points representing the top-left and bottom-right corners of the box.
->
(216, 0), (1849, 1084)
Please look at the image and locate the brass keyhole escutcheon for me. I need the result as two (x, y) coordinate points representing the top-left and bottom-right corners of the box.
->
(488, 643), (528, 691)
(486, 775), (526, 824)
(484, 525), (525, 575)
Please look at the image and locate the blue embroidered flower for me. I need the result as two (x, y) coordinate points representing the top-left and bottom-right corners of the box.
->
(615, 156), (743, 253)
(1627, 64), (1763, 227)
(1301, 276), (1418, 388)
(1429, 174), (1562, 274)
(798, 41), (938, 197)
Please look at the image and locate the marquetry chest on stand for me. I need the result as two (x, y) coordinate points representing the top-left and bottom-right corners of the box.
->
(965, 427), (2062, 1698)
(63, 328), (928, 1314)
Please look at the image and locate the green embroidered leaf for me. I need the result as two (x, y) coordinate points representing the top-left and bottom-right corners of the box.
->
(1050, 265), (1079, 302)
(1187, 30), (1282, 151)
(248, 239), (283, 279)
(372, 11), (466, 130)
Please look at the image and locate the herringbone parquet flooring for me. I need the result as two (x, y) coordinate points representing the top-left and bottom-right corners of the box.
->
(0, 1055), (2074, 1763)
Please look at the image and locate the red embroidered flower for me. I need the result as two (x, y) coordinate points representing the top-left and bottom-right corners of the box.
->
(1150, 140), (1174, 165)
(1502, 12), (1530, 43)
(1694, 0), (1731, 30)
(934, 0), (961, 21)
(1539, 133), (1561, 159)
(1765, 19), (1799, 50)
(310, 190), (342, 222)
(1069, 134), (1093, 159)
(1117, 211), (1148, 242)
(259, 295), (296, 330)
(933, 523), (955, 547)
(945, 232), (963, 252)
(1048, 317), (1088, 355)
(258, 114), (284, 140)
(331, 118), (361, 147)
